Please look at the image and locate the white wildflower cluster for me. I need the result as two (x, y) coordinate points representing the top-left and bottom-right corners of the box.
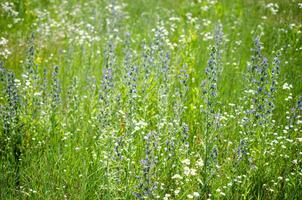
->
(203, 32), (214, 41)
(184, 166), (197, 176)
(34, 6), (101, 47)
(197, 0), (217, 4)
(202, 19), (212, 27)
(105, 2), (128, 13)
(195, 0), (218, 12)
(282, 82), (293, 90)
(169, 16), (181, 22)
(67, 22), (101, 46)
(187, 191), (200, 199)
(0, 37), (11, 59)
(166, 17), (181, 49)
(1, 2), (23, 27)
(0, 37), (8, 46)
(266, 3), (279, 15)
(244, 89), (257, 95)
(134, 120), (148, 132)
(169, 157), (204, 198)
(172, 174), (183, 180)
(163, 193), (171, 200)
(186, 13), (198, 24)
(196, 158), (204, 167)
(151, 22), (178, 50)
(284, 90), (293, 102)
(216, 188), (226, 196)
(182, 158), (198, 176)
(168, 16), (180, 33)
(105, 2), (129, 35)
(1, 2), (18, 17)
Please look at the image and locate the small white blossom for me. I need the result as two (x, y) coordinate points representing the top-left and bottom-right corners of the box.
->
(193, 192), (200, 197)
(182, 158), (191, 165)
(163, 193), (171, 200)
(174, 189), (180, 195)
(172, 174), (183, 179)
(282, 83), (292, 90)
(184, 166), (191, 176)
(266, 3), (279, 15)
(196, 158), (204, 167)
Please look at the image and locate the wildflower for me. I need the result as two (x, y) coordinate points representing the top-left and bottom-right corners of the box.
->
(203, 32), (213, 41)
(174, 189), (180, 195)
(182, 159), (191, 165)
(35, 56), (42, 64)
(266, 3), (279, 15)
(184, 166), (191, 176)
(0, 37), (11, 59)
(190, 168), (197, 176)
(172, 174), (183, 180)
(169, 17), (180, 21)
(282, 83), (292, 90)
(193, 192), (200, 197)
(196, 158), (204, 167)
(0, 37), (8, 45)
(164, 193), (171, 200)
(34, 92), (42, 96)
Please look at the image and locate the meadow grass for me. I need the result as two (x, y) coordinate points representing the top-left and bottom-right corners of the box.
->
(0, 0), (301, 199)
